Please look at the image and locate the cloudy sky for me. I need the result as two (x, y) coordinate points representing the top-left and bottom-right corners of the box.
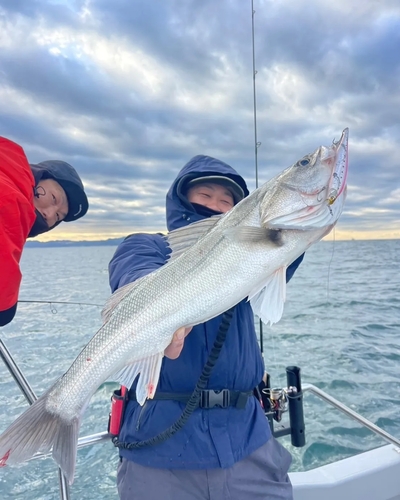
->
(1, 0), (399, 241)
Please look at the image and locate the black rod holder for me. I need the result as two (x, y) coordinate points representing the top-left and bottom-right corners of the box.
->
(286, 365), (305, 447)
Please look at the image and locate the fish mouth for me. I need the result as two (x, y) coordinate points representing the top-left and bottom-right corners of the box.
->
(265, 128), (349, 231)
(327, 128), (348, 205)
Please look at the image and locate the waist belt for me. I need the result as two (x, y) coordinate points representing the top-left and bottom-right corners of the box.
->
(128, 388), (253, 409)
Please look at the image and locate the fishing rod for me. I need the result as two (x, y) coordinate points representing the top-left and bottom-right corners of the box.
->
(18, 300), (103, 307)
(251, 0), (264, 354)
(17, 300), (103, 315)
(251, 0), (261, 191)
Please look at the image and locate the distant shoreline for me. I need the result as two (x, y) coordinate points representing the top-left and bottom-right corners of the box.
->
(25, 238), (125, 248)
(25, 237), (399, 248)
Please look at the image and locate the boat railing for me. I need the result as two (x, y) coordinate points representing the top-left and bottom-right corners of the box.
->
(2, 338), (400, 500)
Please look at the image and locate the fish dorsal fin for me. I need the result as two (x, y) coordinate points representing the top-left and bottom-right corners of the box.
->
(101, 279), (145, 323)
(110, 352), (164, 405)
(248, 267), (287, 325)
(165, 215), (222, 261)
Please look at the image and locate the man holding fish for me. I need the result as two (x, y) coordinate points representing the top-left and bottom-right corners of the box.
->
(109, 154), (304, 499)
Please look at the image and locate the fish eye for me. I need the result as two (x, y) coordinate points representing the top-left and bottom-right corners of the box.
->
(297, 158), (310, 167)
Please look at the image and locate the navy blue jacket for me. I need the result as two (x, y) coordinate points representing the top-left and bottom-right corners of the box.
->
(109, 155), (304, 469)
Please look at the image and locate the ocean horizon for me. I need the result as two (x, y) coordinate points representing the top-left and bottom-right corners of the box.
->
(24, 235), (400, 249)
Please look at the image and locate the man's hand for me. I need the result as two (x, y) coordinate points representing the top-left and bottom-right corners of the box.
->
(164, 326), (192, 359)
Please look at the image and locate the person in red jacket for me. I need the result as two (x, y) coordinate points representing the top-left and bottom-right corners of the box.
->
(0, 136), (89, 326)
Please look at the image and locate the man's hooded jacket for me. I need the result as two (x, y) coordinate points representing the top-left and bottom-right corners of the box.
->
(108, 155), (303, 469)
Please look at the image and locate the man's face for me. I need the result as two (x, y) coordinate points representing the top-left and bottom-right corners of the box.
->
(186, 182), (234, 213)
(33, 179), (69, 228)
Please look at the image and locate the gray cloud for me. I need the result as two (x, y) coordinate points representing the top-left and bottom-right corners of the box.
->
(0, 0), (399, 239)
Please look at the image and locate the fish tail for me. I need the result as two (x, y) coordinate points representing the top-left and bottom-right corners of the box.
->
(0, 392), (80, 484)
(51, 418), (80, 484)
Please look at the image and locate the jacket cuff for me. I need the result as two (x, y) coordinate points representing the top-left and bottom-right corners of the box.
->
(0, 303), (17, 326)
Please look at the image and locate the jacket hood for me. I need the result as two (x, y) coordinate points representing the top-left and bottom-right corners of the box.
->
(166, 155), (249, 231)
(30, 160), (89, 222)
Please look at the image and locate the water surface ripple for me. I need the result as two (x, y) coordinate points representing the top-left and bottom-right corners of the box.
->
(0, 240), (399, 498)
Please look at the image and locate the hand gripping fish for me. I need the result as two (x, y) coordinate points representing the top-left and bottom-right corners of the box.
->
(0, 129), (349, 484)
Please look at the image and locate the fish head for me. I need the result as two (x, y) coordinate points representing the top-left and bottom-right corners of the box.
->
(261, 128), (349, 232)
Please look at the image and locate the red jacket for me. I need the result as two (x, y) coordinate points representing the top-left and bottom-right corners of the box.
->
(0, 137), (36, 321)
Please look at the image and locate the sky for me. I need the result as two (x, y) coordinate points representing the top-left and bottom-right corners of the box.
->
(0, 0), (399, 241)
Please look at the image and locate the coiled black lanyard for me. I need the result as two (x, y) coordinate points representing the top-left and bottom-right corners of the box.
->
(112, 306), (235, 450)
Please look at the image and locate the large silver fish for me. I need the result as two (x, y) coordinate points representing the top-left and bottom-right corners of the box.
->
(0, 129), (349, 484)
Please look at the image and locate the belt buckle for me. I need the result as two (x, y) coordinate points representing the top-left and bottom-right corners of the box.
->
(201, 389), (230, 409)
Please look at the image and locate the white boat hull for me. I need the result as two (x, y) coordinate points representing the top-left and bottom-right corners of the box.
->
(291, 445), (400, 500)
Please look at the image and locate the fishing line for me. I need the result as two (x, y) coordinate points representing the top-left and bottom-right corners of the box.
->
(18, 300), (103, 314)
(326, 227), (337, 301)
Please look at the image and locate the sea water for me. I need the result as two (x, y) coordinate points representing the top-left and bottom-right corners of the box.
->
(0, 239), (399, 499)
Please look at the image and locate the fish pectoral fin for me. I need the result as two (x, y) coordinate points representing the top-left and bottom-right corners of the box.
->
(248, 267), (287, 325)
(223, 226), (284, 245)
(101, 278), (146, 323)
(111, 352), (164, 405)
(165, 215), (222, 261)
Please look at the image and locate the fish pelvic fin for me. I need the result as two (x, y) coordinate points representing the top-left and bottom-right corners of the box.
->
(0, 391), (80, 485)
(111, 351), (164, 405)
